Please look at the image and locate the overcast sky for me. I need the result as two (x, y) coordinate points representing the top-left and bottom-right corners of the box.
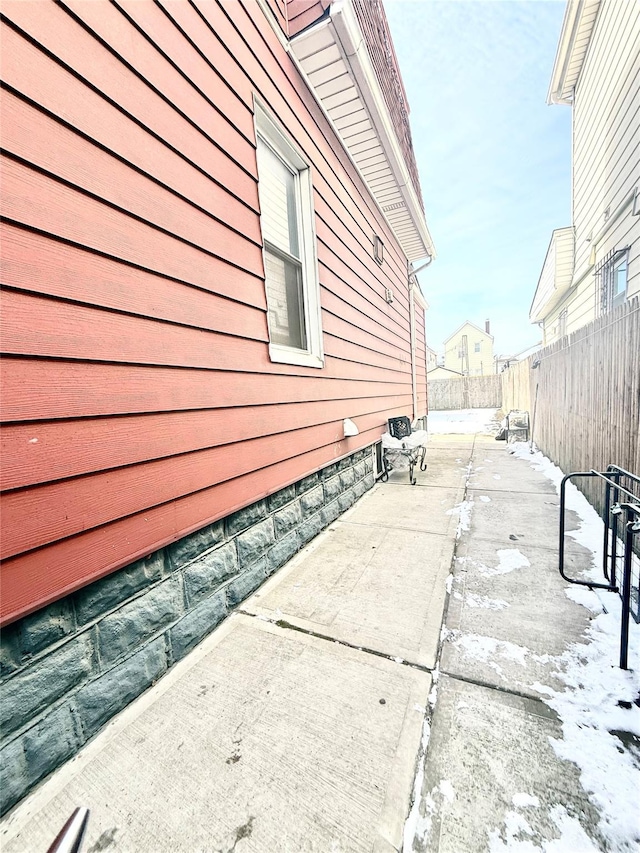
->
(384, 0), (572, 357)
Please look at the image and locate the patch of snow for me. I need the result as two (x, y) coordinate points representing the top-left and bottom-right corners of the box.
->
(464, 592), (510, 610)
(439, 780), (456, 802)
(446, 499), (474, 539)
(564, 586), (603, 613)
(479, 494), (492, 502)
(493, 473), (502, 480)
(512, 793), (540, 809)
(475, 549), (530, 577)
(445, 574), (454, 594)
(488, 804), (599, 852)
(453, 632), (531, 671)
(402, 717), (433, 851)
(428, 408), (499, 435)
(393, 656), (404, 664)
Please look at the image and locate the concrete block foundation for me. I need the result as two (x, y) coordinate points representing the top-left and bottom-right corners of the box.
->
(0, 446), (375, 815)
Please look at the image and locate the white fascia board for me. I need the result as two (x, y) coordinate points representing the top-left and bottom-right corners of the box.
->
(329, 0), (435, 260)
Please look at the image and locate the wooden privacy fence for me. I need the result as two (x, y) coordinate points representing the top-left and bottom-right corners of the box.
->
(428, 374), (502, 410)
(501, 297), (640, 516)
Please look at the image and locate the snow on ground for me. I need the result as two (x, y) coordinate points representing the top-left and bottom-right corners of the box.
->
(446, 499), (474, 538)
(461, 548), (531, 578)
(428, 408), (500, 435)
(509, 442), (640, 851)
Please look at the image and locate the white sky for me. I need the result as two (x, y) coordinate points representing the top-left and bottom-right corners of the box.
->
(384, 0), (573, 357)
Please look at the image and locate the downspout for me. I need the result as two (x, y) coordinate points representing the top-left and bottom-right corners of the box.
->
(408, 257), (433, 421)
(409, 285), (418, 421)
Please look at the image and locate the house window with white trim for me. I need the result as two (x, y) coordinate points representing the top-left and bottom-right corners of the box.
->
(596, 247), (629, 314)
(255, 103), (324, 368)
(558, 309), (567, 337)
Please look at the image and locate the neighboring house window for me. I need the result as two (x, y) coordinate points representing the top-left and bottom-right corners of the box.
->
(255, 103), (323, 368)
(474, 342), (481, 353)
(596, 247), (629, 315)
(558, 309), (567, 337)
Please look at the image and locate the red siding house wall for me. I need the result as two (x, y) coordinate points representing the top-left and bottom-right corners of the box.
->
(1, 0), (433, 627)
(0, 0), (436, 813)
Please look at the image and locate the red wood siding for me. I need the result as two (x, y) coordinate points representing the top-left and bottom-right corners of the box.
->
(0, 0), (419, 624)
(286, 0), (331, 36)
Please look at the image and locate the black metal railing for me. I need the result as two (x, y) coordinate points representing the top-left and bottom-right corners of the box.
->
(559, 465), (640, 669)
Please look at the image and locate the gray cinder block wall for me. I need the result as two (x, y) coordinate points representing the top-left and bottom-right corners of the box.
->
(0, 447), (375, 815)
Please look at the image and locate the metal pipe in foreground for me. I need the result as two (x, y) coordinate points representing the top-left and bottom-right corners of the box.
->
(47, 807), (90, 853)
(619, 504), (640, 670)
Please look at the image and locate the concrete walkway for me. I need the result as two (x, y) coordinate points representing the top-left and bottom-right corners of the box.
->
(0, 431), (621, 852)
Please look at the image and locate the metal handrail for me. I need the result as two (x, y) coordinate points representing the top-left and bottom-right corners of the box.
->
(559, 466), (640, 669)
(558, 472), (618, 591)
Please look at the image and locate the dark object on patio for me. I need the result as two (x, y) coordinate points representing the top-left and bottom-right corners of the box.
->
(380, 417), (428, 485)
(387, 416), (412, 440)
(506, 410), (530, 442)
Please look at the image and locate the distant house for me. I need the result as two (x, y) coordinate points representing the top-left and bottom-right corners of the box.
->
(494, 342), (542, 373)
(427, 366), (463, 380)
(426, 346), (439, 372)
(0, 0), (435, 812)
(530, 0), (640, 344)
(443, 321), (494, 375)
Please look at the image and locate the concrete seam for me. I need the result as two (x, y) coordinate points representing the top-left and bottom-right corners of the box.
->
(235, 610), (435, 673)
(437, 669), (561, 716)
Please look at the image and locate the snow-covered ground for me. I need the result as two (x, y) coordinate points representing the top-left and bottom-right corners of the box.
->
(508, 442), (640, 852)
(404, 432), (640, 853)
(428, 408), (500, 435)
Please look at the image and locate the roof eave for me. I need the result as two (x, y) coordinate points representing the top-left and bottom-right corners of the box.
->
(547, 0), (601, 105)
(290, 0), (435, 262)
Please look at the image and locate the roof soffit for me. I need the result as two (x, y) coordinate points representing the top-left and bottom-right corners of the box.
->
(530, 227), (575, 322)
(547, 0), (601, 104)
(289, 0), (435, 262)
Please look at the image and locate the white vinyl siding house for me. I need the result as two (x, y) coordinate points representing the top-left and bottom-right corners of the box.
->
(443, 321), (494, 376)
(530, 0), (640, 344)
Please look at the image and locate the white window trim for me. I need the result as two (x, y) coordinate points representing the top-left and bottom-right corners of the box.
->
(254, 100), (324, 369)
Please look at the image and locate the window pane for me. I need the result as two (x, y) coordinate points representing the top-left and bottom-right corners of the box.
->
(264, 250), (307, 349)
(257, 139), (300, 259)
(614, 258), (627, 297)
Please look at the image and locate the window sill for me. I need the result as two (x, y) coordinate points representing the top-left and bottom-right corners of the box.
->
(268, 343), (324, 369)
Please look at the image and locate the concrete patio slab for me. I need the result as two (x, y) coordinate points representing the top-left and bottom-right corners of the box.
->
(383, 447), (470, 490)
(465, 489), (583, 551)
(467, 453), (557, 495)
(2, 615), (431, 853)
(442, 539), (593, 697)
(344, 483), (465, 536)
(412, 675), (603, 853)
(244, 520), (455, 668)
